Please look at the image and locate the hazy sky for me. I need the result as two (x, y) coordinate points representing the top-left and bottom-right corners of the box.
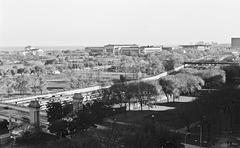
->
(0, 0), (240, 46)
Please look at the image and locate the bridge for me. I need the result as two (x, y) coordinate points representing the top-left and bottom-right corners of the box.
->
(184, 62), (239, 65)
(0, 109), (48, 126)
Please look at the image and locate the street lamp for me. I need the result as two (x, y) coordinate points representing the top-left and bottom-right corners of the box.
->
(151, 114), (155, 122)
(184, 132), (191, 144)
(200, 115), (206, 147)
(111, 117), (117, 134)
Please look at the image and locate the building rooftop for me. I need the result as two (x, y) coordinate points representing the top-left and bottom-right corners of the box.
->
(104, 44), (138, 47)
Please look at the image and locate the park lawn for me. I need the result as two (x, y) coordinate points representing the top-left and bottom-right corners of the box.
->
(112, 111), (155, 124)
(0, 129), (8, 135)
(107, 102), (191, 130)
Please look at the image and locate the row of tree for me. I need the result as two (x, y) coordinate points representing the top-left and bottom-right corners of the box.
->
(46, 100), (113, 138)
(101, 81), (159, 111)
(0, 73), (47, 96)
(159, 68), (226, 102)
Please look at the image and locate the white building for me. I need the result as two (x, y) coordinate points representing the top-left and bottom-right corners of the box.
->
(179, 44), (210, 51)
(23, 46), (44, 56)
(142, 46), (163, 54)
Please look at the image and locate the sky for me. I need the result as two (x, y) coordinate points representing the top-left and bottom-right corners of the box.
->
(0, 0), (240, 46)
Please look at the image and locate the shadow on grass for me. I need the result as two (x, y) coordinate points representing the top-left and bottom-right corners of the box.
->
(106, 101), (192, 130)
(155, 102), (189, 108)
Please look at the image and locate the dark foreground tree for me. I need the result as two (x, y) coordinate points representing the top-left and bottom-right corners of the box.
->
(122, 120), (184, 148)
(46, 101), (73, 138)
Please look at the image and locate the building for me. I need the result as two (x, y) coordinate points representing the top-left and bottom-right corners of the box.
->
(86, 44), (164, 56)
(120, 47), (142, 56)
(162, 46), (173, 51)
(104, 44), (138, 55)
(179, 44), (210, 50)
(141, 46), (163, 54)
(85, 47), (105, 56)
(23, 46), (44, 56)
(231, 38), (240, 48)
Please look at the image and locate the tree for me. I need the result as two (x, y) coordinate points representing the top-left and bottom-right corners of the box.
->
(46, 101), (64, 123)
(48, 119), (69, 138)
(38, 75), (47, 95)
(147, 61), (165, 75)
(137, 82), (158, 111)
(33, 65), (45, 76)
(159, 79), (178, 102)
(109, 83), (125, 107)
(159, 73), (205, 101)
(177, 103), (195, 132)
(17, 68), (25, 75)
(124, 83), (135, 111)
(0, 76), (15, 96)
(221, 65), (240, 84)
(69, 75), (86, 89)
(15, 75), (31, 95)
(46, 101), (73, 138)
(142, 82), (159, 107)
(90, 101), (108, 122)
(0, 119), (8, 130)
(30, 75), (39, 95)
(122, 120), (184, 148)
(180, 68), (225, 89)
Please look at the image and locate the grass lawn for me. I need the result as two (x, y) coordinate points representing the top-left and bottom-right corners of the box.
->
(106, 101), (193, 130)
(0, 129), (8, 135)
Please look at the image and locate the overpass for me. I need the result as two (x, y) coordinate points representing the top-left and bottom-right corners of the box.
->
(0, 111), (48, 126)
(0, 103), (47, 116)
(184, 61), (239, 65)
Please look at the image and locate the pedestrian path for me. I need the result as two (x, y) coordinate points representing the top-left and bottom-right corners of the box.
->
(183, 143), (206, 148)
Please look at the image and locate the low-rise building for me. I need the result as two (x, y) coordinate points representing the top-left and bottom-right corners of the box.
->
(142, 46), (162, 54)
(85, 47), (105, 56)
(23, 46), (44, 56)
(120, 47), (142, 56)
(179, 44), (210, 50)
(104, 44), (138, 55)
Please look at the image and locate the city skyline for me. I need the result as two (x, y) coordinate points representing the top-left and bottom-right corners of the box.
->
(0, 0), (240, 46)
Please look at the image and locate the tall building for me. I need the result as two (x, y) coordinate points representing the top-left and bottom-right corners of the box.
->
(231, 38), (240, 48)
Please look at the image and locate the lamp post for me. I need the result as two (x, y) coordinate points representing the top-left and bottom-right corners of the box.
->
(151, 114), (156, 133)
(111, 116), (116, 134)
(184, 132), (191, 144)
(200, 115), (206, 147)
(151, 114), (155, 122)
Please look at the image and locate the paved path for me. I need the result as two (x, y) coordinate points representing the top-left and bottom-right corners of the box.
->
(183, 143), (206, 148)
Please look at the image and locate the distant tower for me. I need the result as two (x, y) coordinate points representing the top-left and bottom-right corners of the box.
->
(72, 93), (84, 112)
(28, 100), (41, 132)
